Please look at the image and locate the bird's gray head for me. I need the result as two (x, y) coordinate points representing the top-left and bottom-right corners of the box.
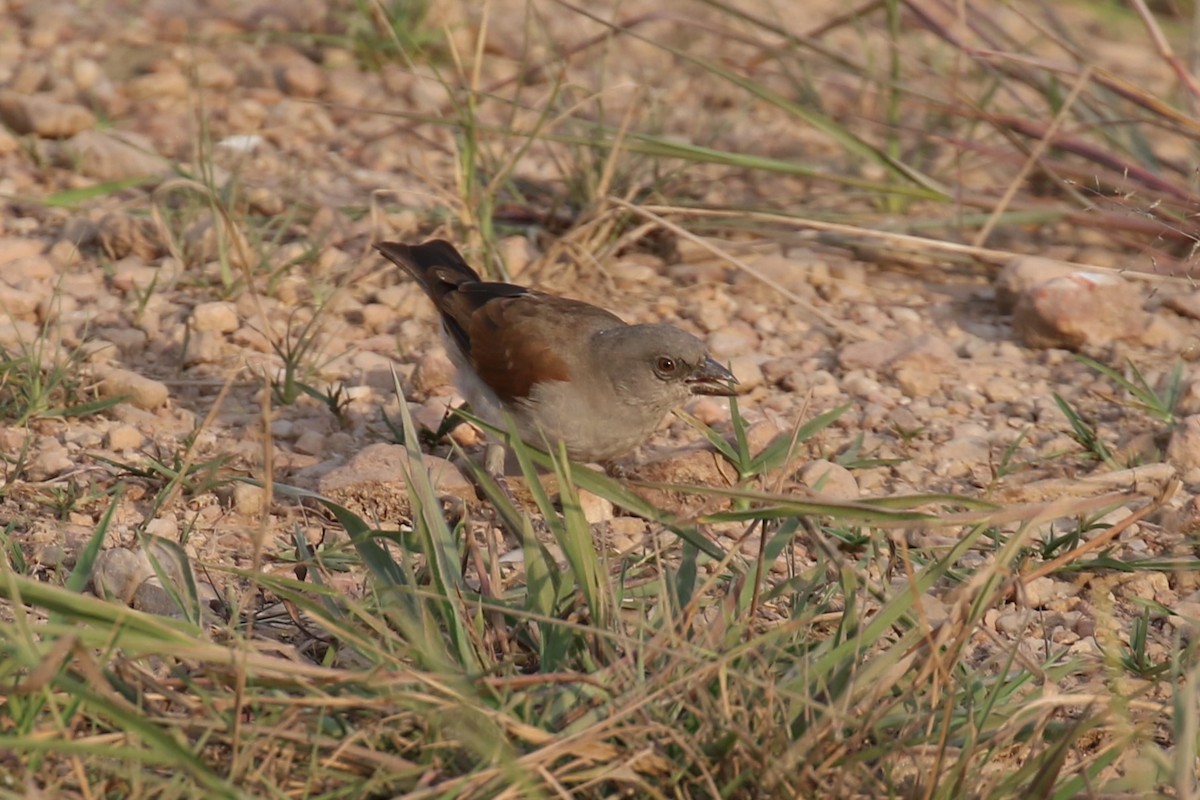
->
(591, 323), (737, 413)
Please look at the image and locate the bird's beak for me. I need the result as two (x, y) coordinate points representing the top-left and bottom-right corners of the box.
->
(687, 357), (739, 396)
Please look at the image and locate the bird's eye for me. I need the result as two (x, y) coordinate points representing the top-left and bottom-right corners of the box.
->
(655, 356), (677, 375)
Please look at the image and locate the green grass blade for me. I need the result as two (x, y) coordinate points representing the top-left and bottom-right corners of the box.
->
(65, 484), (123, 594)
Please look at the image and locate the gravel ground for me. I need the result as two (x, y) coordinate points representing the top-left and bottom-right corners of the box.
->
(1, 0), (1198, 765)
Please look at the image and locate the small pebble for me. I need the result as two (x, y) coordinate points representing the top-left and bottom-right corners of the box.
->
(233, 483), (267, 517)
(191, 301), (239, 333)
(106, 424), (144, 451)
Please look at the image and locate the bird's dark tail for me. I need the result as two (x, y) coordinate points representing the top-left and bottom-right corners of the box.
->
(374, 239), (483, 305)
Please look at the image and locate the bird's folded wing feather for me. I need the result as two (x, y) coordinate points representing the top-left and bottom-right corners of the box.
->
(462, 293), (622, 402)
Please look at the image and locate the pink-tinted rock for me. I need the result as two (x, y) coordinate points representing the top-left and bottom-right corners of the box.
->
(1012, 272), (1146, 350)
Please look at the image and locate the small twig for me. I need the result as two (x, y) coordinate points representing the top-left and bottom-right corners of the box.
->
(607, 198), (864, 339)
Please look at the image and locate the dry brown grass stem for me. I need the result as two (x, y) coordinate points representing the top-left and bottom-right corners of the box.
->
(1020, 478), (1180, 585)
(974, 66), (1093, 248)
(632, 203), (1198, 284)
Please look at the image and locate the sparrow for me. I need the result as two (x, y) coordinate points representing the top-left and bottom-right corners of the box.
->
(375, 239), (738, 462)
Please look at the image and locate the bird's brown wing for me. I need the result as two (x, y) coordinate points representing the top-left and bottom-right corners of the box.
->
(465, 293), (623, 402)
